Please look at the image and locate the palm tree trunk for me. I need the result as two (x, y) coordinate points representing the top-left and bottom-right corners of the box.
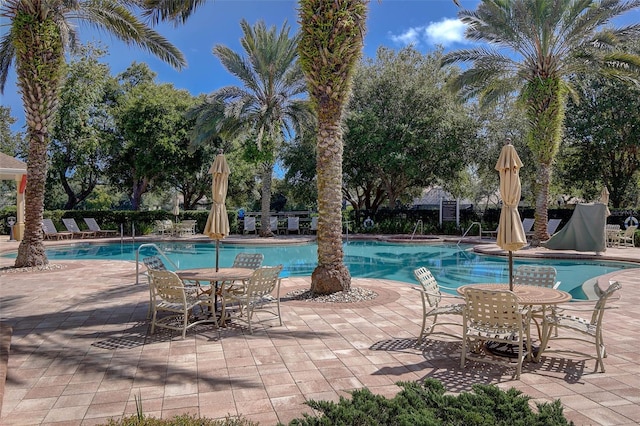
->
(524, 77), (565, 246)
(259, 162), (275, 237)
(311, 119), (351, 294)
(14, 12), (64, 267)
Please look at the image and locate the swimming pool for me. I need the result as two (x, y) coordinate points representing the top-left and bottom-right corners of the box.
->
(7, 240), (636, 300)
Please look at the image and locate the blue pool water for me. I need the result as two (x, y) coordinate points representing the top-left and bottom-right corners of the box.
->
(7, 240), (636, 300)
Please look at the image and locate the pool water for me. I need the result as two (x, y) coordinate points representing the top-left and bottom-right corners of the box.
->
(8, 240), (636, 300)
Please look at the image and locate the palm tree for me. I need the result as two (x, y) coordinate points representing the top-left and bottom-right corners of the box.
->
(443, 0), (640, 245)
(0, 0), (185, 267)
(193, 19), (312, 237)
(298, 0), (368, 294)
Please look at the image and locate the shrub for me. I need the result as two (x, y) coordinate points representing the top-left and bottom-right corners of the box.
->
(284, 379), (573, 426)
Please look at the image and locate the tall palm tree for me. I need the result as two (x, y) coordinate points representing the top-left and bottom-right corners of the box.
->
(192, 19), (312, 237)
(443, 0), (640, 245)
(298, 0), (368, 294)
(0, 0), (185, 267)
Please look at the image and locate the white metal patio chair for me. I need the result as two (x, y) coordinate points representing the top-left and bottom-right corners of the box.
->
(535, 281), (621, 373)
(461, 288), (531, 380)
(147, 269), (211, 339)
(412, 267), (464, 342)
(220, 265), (283, 334)
(618, 225), (637, 248)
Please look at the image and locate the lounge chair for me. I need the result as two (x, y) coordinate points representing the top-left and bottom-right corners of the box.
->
(522, 218), (534, 238)
(308, 216), (318, 234)
(62, 218), (96, 239)
(220, 265), (283, 334)
(481, 224), (499, 239)
(286, 217), (300, 234)
(460, 288), (530, 379)
(536, 281), (621, 372)
(243, 217), (257, 235)
(413, 267), (464, 342)
(84, 218), (118, 237)
(42, 218), (73, 240)
(547, 218), (562, 236)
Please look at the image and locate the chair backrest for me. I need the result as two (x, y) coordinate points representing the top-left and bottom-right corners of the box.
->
(547, 219), (562, 235)
(310, 217), (318, 231)
(591, 281), (622, 326)
(606, 224), (620, 232)
(148, 269), (188, 304)
(62, 218), (81, 232)
(84, 218), (101, 232)
(232, 253), (264, 269)
(270, 217), (278, 231)
(522, 218), (534, 233)
(287, 217), (299, 231)
(512, 265), (558, 289)
(42, 218), (58, 234)
(464, 288), (521, 331)
(413, 267), (442, 307)
(143, 256), (167, 271)
(246, 265), (283, 297)
(244, 217), (256, 232)
(623, 225), (637, 236)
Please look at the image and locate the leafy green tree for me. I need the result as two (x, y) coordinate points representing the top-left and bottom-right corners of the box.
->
(107, 64), (198, 210)
(0, 0), (185, 267)
(193, 19), (312, 237)
(0, 106), (22, 155)
(298, 0), (368, 294)
(443, 0), (640, 245)
(344, 46), (477, 212)
(281, 129), (318, 209)
(560, 77), (640, 208)
(49, 44), (113, 209)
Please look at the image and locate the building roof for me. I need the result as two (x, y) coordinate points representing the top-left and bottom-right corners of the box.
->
(0, 152), (27, 180)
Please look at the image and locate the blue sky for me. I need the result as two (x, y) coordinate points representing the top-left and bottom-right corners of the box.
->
(1, 0), (480, 131)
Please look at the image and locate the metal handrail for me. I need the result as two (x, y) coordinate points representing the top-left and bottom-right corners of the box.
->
(457, 222), (482, 246)
(135, 243), (179, 284)
(411, 220), (424, 240)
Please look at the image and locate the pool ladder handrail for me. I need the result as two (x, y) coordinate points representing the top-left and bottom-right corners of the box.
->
(457, 222), (482, 246)
(411, 220), (424, 240)
(135, 243), (179, 285)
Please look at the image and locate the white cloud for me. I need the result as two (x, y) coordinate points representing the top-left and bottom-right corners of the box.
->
(390, 18), (468, 48)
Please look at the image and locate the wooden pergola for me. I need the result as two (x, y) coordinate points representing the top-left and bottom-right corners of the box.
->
(0, 152), (27, 241)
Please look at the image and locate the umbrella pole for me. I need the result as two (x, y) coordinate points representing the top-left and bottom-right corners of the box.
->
(509, 251), (513, 291)
(215, 240), (220, 272)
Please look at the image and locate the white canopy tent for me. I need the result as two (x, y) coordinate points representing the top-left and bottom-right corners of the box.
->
(0, 153), (27, 241)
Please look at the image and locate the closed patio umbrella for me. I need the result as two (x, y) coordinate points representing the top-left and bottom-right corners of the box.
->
(495, 139), (527, 290)
(204, 151), (231, 271)
(172, 195), (180, 223)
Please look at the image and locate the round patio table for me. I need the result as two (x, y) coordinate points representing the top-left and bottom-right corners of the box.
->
(457, 283), (572, 360)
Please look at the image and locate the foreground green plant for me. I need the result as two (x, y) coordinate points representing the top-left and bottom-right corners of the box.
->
(285, 379), (573, 425)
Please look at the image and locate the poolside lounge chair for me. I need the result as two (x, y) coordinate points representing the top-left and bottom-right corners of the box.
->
(536, 281), (621, 373)
(147, 269), (211, 339)
(269, 217), (279, 234)
(461, 288), (531, 380)
(522, 218), (534, 238)
(62, 218), (96, 239)
(243, 217), (257, 235)
(42, 218), (73, 240)
(286, 217), (300, 234)
(547, 218), (562, 236)
(308, 216), (318, 234)
(413, 267), (464, 342)
(84, 218), (118, 237)
(220, 265), (283, 334)
(481, 224), (499, 239)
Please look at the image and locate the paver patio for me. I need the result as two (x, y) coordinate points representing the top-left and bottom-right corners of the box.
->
(1, 236), (639, 425)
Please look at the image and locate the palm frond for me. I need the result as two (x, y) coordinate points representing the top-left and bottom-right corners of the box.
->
(141, 0), (207, 26)
(0, 32), (15, 93)
(80, 0), (185, 69)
